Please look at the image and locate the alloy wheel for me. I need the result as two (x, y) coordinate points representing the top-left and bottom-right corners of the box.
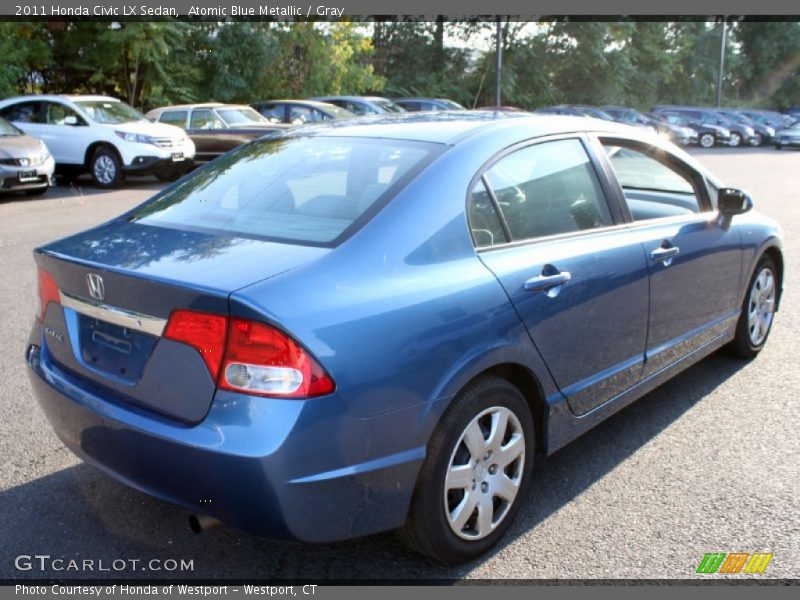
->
(93, 155), (117, 185)
(747, 267), (776, 347)
(729, 133), (742, 147)
(444, 406), (525, 541)
(700, 133), (715, 148)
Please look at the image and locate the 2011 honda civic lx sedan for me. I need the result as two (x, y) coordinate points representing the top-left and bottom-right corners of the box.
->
(26, 113), (783, 564)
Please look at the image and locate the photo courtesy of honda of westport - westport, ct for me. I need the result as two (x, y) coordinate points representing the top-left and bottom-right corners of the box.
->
(26, 112), (782, 564)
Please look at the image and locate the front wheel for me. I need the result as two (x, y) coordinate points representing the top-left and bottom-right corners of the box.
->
(90, 146), (124, 189)
(699, 133), (715, 148)
(398, 376), (534, 564)
(729, 132), (742, 147)
(727, 255), (778, 358)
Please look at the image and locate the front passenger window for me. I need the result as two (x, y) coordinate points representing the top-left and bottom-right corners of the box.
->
(44, 102), (83, 126)
(483, 139), (612, 241)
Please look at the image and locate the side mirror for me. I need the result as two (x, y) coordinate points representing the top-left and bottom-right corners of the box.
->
(63, 115), (79, 126)
(718, 188), (753, 216)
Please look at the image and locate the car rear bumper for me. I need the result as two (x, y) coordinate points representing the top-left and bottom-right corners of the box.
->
(26, 336), (430, 543)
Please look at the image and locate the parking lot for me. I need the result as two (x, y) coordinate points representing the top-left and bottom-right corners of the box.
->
(0, 147), (798, 581)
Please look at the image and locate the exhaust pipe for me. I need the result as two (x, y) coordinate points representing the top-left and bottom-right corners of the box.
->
(189, 514), (222, 533)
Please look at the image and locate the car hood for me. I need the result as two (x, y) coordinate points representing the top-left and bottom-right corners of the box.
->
(39, 218), (329, 293)
(0, 133), (43, 158)
(109, 120), (186, 138)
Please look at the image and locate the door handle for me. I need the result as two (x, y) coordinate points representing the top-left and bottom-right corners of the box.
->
(524, 270), (572, 293)
(650, 245), (680, 266)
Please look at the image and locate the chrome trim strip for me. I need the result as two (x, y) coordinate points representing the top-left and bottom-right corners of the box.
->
(59, 291), (167, 337)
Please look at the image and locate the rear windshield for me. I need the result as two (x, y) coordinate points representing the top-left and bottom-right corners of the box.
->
(131, 136), (437, 245)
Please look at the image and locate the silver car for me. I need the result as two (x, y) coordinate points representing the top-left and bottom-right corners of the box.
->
(774, 121), (800, 149)
(0, 116), (54, 196)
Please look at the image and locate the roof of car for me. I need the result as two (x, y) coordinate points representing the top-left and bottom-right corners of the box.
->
(284, 110), (639, 145)
(255, 99), (339, 109)
(148, 103), (253, 112)
(0, 94), (123, 104)
(310, 96), (392, 103)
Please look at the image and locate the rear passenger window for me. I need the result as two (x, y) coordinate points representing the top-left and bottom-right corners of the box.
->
(601, 144), (702, 221)
(1, 101), (41, 123)
(468, 180), (509, 248)
(483, 139), (612, 242)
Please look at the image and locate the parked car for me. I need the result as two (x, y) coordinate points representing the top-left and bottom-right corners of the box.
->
(737, 109), (795, 131)
(393, 98), (466, 111)
(785, 106), (800, 120)
(715, 109), (774, 146)
(0, 116), (55, 196)
(643, 112), (699, 146)
(146, 103), (289, 169)
(251, 100), (354, 124)
(0, 95), (195, 188)
(26, 113), (782, 564)
(309, 96), (407, 115)
(774, 121), (800, 149)
(601, 106), (658, 133)
(654, 106), (756, 147)
(652, 108), (732, 148)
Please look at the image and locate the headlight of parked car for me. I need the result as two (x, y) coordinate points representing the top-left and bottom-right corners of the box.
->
(115, 131), (157, 145)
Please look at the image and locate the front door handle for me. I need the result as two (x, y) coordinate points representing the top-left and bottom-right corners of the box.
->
(524, 269), (572, 294)
(650, 245), (680, 266)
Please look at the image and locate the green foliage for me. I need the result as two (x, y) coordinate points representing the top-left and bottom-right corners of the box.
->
(0, 20), (797, 112)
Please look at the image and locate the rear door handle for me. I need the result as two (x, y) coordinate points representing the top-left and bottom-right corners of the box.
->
(524, 270), (572, 293)
(650, 245), (680, 266)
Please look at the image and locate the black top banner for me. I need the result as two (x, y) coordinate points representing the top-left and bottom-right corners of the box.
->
(4, 0), (800, 18)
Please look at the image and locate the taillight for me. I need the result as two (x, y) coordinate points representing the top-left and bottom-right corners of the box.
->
(37, 268), (60, 322)
(163, 310), (228, 381)
(219, 318), (335, 398)
(162, 311), (335, 399)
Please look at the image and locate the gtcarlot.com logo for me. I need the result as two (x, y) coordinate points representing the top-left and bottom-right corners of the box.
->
(15, 554), (194, 572)
(696, 552), (773, 574)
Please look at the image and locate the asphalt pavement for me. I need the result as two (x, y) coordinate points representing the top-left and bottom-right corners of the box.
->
(0, 150), (798, 581)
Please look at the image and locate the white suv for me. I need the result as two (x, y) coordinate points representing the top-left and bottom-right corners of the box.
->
(0, 95), (195, 188)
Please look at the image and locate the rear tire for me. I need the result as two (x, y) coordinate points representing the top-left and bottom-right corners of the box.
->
(751, 133), (763, 146)
(699, 133), (715, 148)
(727, 255), (778, 359)
(398, 376), (534, 564)
(90, 146), (124, 189)
(729, 132), (742, 147)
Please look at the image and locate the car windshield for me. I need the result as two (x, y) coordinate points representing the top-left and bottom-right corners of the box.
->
(0, 117), (21, 136)
(75, 100), (147, 124)
(217, 107), (267, 125)
(130, 136), (437, 245)
(373, 99), (406, 113)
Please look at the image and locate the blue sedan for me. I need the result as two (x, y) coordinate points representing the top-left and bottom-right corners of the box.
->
(26, 113), (783, 564)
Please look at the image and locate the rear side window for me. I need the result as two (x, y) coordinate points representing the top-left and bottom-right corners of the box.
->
(132, 137), (437, 245)
(482, 138), (612, 242)
(468, 180), (509, 248)
(190, 109), (224, 129)
(159, 110), (188, 128)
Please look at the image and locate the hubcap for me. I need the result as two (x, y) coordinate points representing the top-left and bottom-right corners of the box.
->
(747, 267), (776, 346)
(94, 155), (116, 185)
(730, 133), (741, 147)
(701, 134), (714, 148)
(752, 133), (763, 146)
(444, 406), (525, 541)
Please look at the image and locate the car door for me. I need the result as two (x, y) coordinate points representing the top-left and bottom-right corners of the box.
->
(474, 136), (650, 416)
(38, 101), (91, 165)
(595, 136), (743, 377)
(186, 108), (228, 162)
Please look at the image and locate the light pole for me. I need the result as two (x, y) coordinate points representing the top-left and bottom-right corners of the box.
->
(494, 17), (503, 107)
(716, 17), (728, 107)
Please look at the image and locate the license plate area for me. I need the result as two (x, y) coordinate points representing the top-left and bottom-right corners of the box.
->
(77, 314), (157, 384)
(18, 170), (37, 182)
(171, 152), (184, 162)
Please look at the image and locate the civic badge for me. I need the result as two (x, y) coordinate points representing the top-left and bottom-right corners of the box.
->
(86, 273), (105, 301)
